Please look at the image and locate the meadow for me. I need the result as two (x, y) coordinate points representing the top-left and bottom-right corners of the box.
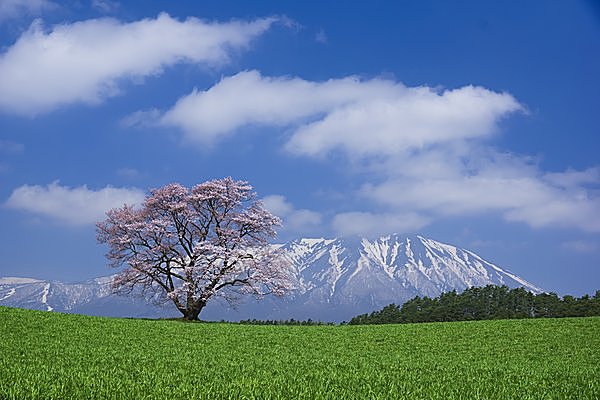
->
(0, 306), (598, 399)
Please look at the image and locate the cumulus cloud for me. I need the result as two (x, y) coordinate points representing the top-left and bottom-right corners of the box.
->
(5, 181), (145, 225)
(262, 195), (322, 235)
(0, 14), (277, 115)
(360, 151), (600, 232)
(286, 86), (521, 158)
(544, 167), (600, 188)
(152, 70), (599, 234)
(158, 70), (522, 152)
(332, 211), (430, 237)
(0, 0), (55, 21)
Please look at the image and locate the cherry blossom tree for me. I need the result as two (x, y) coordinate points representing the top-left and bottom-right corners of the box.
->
(96, 177), (293, 320)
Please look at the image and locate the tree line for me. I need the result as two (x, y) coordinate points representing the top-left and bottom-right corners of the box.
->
(349, 285), (600, 325)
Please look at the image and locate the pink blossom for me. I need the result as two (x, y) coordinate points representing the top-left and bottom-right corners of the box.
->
(97, 177), (292, 320)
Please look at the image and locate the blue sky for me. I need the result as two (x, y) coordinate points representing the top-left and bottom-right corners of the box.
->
(0, 0), (598, 296)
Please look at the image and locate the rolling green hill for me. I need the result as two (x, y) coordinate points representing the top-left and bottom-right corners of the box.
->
(1, 306), (598, 399)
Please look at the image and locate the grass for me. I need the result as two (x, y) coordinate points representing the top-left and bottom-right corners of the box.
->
(0, 307), (598, 399)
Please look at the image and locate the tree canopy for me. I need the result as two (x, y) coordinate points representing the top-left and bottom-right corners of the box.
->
(97, 177), (292, 320)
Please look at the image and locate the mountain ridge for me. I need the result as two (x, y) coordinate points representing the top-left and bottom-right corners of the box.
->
(0, 234), (542, 322)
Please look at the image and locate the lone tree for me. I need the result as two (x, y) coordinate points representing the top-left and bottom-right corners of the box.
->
(97, 177), (293, 320)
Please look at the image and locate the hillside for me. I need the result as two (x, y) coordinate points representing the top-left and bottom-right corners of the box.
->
(1, 307), (598, 399)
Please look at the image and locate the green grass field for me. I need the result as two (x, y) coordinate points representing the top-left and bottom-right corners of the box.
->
(0, 307), (598, 399)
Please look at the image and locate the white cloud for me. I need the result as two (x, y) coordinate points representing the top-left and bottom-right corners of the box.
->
(262, 194), (294, 216)
(287, 86), (521, 158)
(262, 195), (322, 235)
(5, 181), (145, 225)
(152, 70), (599, 234)
(332, 211), (430, 237)
(91, 0), (119, 13)
(120, 108), (162, 128)
(544, 167), (600, 188)
(0, 0), (55, 21)
(0, 14), (277, 115)
(159, 70), (522, 152)
(360, 151), (600, 232)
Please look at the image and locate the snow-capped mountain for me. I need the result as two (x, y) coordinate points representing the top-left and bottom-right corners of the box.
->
(0, 276), (172, 318)
(0, 235), (542, 322)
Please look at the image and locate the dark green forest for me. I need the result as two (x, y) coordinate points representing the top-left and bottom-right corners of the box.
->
(349, 285), (600, 325)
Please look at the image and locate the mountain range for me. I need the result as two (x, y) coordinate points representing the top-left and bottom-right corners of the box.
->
(0, 235), (542, 322)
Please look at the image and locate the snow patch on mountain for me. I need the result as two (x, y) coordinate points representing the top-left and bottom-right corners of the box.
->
(41, 283), (52, 311)
(0, 288), (15, 301)
(0, 277), (42, 284)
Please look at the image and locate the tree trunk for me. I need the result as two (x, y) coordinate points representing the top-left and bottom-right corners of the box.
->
(182, 308), (200, 321)
(181, 301), (205, 321)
